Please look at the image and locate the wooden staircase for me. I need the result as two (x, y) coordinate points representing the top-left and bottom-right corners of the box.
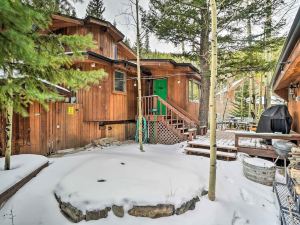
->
(185, 137), (237, 161)
(141, 95), (198, 144)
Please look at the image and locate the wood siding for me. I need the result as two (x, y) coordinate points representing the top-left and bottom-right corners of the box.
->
(288, 87), (300, 133)
(0, 102), (136, 156)
(140, 61), (201, 121)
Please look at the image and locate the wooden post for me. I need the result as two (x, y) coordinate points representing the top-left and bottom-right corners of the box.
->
(208, 0), (218, 201)
(135, 0), (144, 152)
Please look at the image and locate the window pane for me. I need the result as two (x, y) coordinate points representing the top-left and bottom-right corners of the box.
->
(114, 71), (125, 92)
(189, 79), (200, 102)
(193, 82), (200, 101)
(189, 80), (193, 101)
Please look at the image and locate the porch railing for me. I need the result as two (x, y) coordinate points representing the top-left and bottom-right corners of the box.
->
(141, 95), (196, 131)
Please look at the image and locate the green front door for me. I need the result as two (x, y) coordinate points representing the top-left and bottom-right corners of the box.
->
(153, 79), (167, 115)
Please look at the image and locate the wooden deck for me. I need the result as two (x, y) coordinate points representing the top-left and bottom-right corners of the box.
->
(185, 131), (300, 159)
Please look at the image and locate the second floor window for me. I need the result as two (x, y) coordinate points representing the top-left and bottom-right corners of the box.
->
(114, 71), (126, 92)
(189, 79), (201, 102)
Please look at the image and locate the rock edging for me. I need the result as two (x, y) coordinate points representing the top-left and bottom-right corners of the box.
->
(55, 190), (208, 223)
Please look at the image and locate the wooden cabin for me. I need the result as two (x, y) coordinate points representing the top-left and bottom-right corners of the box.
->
(138, 59), (203, 144)
(0, 14), (203, 156)
(272, 8), (300, 132)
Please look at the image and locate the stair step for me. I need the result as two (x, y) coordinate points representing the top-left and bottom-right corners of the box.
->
(171, 123), (184, 126)
(184, 147), (237, 159)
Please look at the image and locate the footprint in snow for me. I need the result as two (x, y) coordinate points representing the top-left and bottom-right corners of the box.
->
(240, 188), (254, 204)
(231, 211), (250, 225)
(225, 175), (234, 184)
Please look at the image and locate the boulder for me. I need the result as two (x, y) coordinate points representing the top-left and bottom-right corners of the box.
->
(201, 189), (208, 196)
(86, 207), (111, 221)
(128, 204), (175, 218)
(59, 201), (85, 223)
(175, 197), (200, 215)
(92, 138), (121, 147)
(112, 205), (124, 218)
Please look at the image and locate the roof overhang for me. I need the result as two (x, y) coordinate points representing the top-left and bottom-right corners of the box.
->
(84, 17), (124, 42)
(138, 59), (201, 81)
(50, 14), (83, 30)
(272, 7), (300, 100)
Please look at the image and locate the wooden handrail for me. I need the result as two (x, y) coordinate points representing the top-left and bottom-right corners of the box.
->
(166, 98), (200, 125)
(235, 132), (300, 147)
(141, 95), (196, 129)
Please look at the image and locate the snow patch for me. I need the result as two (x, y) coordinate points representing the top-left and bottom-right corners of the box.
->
(0, 154), (48, 194)
(244, 157), (275, 168)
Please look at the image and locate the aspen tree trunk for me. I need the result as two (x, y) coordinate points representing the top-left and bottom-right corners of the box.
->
(264, 0), (272, 109)
(257, 73), (263, 118)
(4, 77), (13, 170)
(241, 80), (244, 120)
(247, 17), (256, 122)
(136, 0), (144, 152)
(208, 0), (217, 201)
(222, 80), (230, 128)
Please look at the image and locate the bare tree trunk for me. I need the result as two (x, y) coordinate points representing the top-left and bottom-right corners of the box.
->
(136, 0), (144, 152)
(241, 80), (244, 120)
(257, 73), (263, 118)
(208, 0), (217, 201)
(247, 17), (256, 122)
(4, 100), (13, 170)
(199, 6), (210, 129)
(264, 0), (272, 109)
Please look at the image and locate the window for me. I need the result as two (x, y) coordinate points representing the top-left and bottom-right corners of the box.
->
(114, 71), (126, 92)
(189, 79), (200, 102)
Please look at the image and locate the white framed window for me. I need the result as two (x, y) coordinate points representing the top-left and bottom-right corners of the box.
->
(189, 79), (201, 102)
(114, 71), (126, 92)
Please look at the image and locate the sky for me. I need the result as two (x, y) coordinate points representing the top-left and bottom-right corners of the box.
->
(74, 0), (182, 53)
(74, 0), (300, 54)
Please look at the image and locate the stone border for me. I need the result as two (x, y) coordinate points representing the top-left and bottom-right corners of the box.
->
(55, 190), (208, 223)
(0, 162), (49, 207)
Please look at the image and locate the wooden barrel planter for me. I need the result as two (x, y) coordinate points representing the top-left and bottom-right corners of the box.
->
(243, 157), (276, 186)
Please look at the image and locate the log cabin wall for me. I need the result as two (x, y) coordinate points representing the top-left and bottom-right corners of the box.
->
(274, 41), (300, 133)
(288, 88), (300, 133)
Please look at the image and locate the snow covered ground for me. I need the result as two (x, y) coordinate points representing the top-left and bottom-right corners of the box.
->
(0, 143), (279, 225)
(0, 154), (48, 194)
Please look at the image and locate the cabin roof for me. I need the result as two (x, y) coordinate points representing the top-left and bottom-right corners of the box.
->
(271, 7), (300, 97)
(140, 59), (200, 73)
(86, 51), (151, 75)
(51, 14), (124, 42)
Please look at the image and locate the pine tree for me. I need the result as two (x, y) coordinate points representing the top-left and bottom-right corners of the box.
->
(26, 0), (78, 16)
(144, 30), (150, 54)
(123, 38), (131, 48)
(143, 0), (292, 127)
(86, 0), (105, 20)
(231, 81), (250, 118)
(0, 0), (106, 169)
